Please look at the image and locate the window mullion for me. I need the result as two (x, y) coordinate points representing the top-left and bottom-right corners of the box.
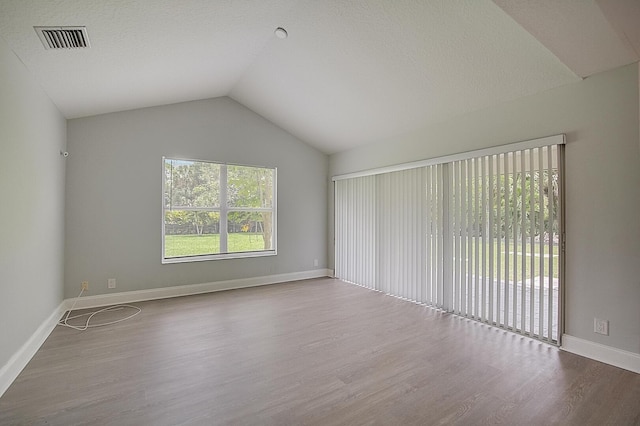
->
(220, 164), (228, 253)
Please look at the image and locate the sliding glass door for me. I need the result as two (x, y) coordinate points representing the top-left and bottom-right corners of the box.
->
(449, 145), (562, 342)
(334, 138), (563, 343)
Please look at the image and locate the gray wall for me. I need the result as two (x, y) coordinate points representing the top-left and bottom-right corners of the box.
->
(65, 98), (328, 298)
(329, 63), (640, 355)
(0, 38), (66, 367)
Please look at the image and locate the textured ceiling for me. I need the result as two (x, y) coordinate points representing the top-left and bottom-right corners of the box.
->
(231, 0), (579, 153)
(0, 0), (637, 154)
(493, 0), (640, 78)
(0, 0), (299, 118)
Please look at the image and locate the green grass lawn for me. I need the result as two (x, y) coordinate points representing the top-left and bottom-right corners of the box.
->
(165, 233), (266, 257)
(166, 234), (558, 281)
(448, 238), (560, 280)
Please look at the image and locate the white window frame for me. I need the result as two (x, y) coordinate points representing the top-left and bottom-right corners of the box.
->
(162, 157), (277, 263)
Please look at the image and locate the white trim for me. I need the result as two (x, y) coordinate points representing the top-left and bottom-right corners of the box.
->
(332, 134), (565, 181)
(0, 269), (331, 398)
(0, 302), (67, 398)
(561, 334), (640, 374)
(162, 250), (276, 264)
(61, 269), (332, 310)
(219, 164), (228, 253)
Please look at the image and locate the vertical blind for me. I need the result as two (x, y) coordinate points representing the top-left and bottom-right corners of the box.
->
(334, 138), (563, 343)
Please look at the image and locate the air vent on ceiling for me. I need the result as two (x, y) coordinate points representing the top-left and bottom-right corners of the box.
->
(34, 26), (90, 50)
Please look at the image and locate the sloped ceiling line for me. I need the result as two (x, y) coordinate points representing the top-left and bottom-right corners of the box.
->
(0, 0), (637, 154)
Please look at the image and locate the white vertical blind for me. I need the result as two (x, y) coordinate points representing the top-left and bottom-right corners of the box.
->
(378, 168), (428, 301)
(447, 145), (562, 341)
(334, 137), (563, 344)
(334, 176), (376, 289)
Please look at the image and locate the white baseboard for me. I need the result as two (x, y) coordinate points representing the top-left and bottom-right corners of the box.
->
(0, 269), (332, 398)
(0, 302), (67, 398)
(561, 334), (640, 374)
(66, 269), (333, 310)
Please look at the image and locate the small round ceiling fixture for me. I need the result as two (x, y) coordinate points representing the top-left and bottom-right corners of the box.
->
(275, 27), (288, 39)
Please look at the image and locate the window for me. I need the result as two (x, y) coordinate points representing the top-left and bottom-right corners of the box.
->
(162, 158), (276, 263)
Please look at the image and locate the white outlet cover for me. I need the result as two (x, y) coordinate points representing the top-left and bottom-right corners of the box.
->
(594, 318), (609, 335)
(108, 278), (116, 289)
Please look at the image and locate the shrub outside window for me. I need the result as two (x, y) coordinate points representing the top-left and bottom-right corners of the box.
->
(162, 158), (276, 263)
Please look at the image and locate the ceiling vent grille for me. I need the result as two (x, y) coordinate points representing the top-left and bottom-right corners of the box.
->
(34, 26), (90, 50)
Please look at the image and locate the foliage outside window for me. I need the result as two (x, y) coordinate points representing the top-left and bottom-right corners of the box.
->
(163, 158), (276, 263)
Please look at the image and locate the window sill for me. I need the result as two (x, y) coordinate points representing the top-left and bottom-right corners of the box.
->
(162, 250), (277, 264)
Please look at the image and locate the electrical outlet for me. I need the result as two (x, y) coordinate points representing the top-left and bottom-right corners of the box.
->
(314, 259), (319, 267)
(594, 318), (609, 335)
(81, 281), (89, 291)
(108, 278), (116, 289)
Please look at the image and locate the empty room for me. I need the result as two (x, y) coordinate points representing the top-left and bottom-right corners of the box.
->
(1, 0), (640, 424)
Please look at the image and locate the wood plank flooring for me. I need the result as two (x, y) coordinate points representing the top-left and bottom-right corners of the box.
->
(1, 278), (639, 425)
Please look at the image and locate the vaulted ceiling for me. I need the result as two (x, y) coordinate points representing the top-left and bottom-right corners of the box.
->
(0, 0), (638, 154)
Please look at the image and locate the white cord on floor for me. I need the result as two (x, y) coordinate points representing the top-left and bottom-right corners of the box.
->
(58, 288), (141, 331)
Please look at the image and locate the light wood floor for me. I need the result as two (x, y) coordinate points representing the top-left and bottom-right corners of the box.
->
(1, 278), (639, 425)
